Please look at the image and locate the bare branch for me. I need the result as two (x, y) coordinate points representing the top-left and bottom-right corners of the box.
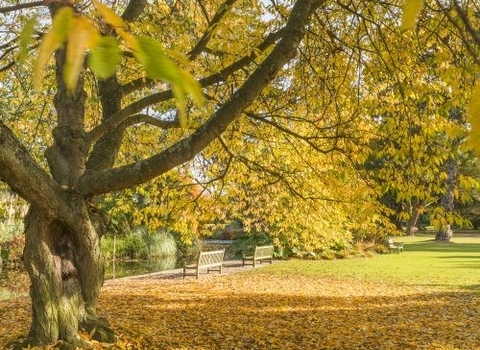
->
(0, 1), (44, 13)
(245, 112), (343, 155)
(0, 61), (15, 73)
(122, 113), (181, 129)
(188, 0), (238, 60)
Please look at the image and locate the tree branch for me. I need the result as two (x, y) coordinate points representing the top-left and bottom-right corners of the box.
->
(437, 0), (480, 65)
(0, 121), (70, 218)
(78, 0), (326, 196)
(245, 112), (343, 155)
(120, 26), (285, 96)
(122, 113), (181, 129)
(0, 1), (44, 13)
(188, 0), (238, 60)
(452, 1), (480, 47)
(121, 0), (148, 22)
(91, 28), (285, 145)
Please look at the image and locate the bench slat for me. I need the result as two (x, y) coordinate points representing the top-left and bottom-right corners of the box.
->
(183, 249), (225, 279)
(243, 245), (274, 268)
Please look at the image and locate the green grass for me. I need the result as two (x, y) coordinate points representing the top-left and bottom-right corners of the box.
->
(263, 233), (480, 291)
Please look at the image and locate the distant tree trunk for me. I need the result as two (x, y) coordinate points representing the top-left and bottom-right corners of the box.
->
(405, 199), (423, 236)
(436, 157), (457, 241)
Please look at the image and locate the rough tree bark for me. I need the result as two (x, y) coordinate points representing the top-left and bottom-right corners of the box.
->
(0, 0), (325, 348)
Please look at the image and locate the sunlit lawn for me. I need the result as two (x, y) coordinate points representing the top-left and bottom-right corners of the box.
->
(271, 233), (480, 290)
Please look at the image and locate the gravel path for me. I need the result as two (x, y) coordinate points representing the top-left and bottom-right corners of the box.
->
(111, 259), (277, 281)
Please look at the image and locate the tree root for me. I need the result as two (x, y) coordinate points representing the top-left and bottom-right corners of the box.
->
(80, 315), (116, 343)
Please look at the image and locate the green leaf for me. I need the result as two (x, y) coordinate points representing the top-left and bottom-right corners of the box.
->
(180, 70), (204, 107)
(88, 36), (122, 79)
(51, 6), (74, 43)
(134, 36), (204, 127)
(17, 16), (37, 63)
(401, 0), (424, 30)
(135, 36), (179, 82)
(172, 84), (187, 128)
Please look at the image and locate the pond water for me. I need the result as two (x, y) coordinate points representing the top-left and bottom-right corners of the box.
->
(104, 255), (179, 279)
(1, 241), (232, 284)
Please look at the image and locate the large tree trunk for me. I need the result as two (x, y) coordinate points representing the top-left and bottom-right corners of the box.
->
(23, 205), (113, 348)
(18, 23), (114, 346)
(24, 203), (113, 348)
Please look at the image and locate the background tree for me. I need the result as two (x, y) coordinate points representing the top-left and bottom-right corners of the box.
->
(357, 0), (479, 238)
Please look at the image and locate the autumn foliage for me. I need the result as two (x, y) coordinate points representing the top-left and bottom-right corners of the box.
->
(2, 261), (479, 350)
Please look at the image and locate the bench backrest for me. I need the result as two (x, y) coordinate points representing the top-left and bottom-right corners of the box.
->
(387, 238), (400, 247)
(254, 245), (274, 258)
(197, 249), (225, 266)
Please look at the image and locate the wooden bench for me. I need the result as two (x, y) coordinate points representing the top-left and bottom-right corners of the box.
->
(387, 238), (404, 253)
(183, 249), (225, 279)
(243, 245), (274, 267)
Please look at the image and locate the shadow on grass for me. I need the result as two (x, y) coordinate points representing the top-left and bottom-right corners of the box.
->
(406, 241), (480, 254)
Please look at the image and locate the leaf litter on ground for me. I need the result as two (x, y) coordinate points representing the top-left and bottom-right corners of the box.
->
(1, 261), (479, 350)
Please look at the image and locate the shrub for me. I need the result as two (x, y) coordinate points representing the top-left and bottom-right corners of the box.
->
(147, 230), (177, 257)
(171, 230), (201, 259)
(229, 232), (272, 257)
(100, 235), (116, 260)
(117, 233), (147, 259)
(0, 222), (24, 244)
(102, 227), (180, 260)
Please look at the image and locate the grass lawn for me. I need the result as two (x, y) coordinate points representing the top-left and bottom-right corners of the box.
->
(272, 234), (480, 291)
(1, 233), (480, 349)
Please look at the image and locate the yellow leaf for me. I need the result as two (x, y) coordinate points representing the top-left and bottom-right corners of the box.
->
(64, 17), (97, 90)
(401, 0), (424, 30)
(91, 0), (137, 49)
(467, 82), (480, 155)
(34, 7), (74, 90)
(91, 0), (124, 28)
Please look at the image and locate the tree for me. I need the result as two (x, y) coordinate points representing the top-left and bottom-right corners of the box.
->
(0, 0), (478, 348)
(0, 0), (328, 347)
(358, 0), (479, 237)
